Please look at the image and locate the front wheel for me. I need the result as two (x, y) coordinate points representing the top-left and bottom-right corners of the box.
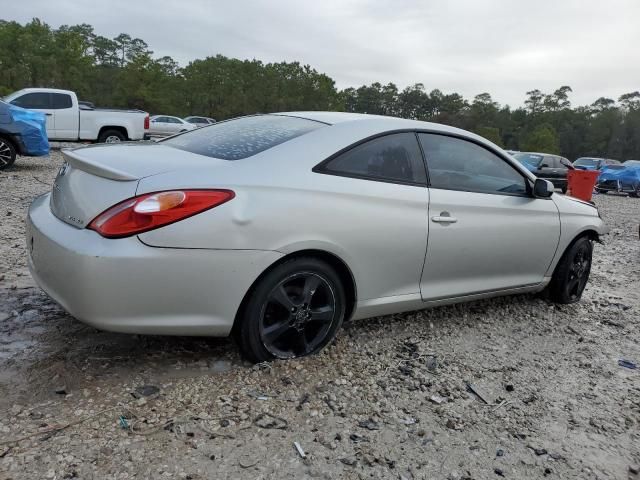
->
(98, 129), (126, 143)
(0, 137), (17, 170)
(547, 236), (593, 304)
(235, 257), (346, 362)
(561, 185), (568, 194)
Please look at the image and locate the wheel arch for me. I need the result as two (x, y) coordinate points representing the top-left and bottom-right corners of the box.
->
(98, 126), (128, 141)
(548, 228), (600, 277)
(232, 249), (357, 333)
(0, 132), (20, 153)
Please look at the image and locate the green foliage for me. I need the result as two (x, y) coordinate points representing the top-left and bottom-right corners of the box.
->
(1, 18), (640, 159)
(521, 124), (560, 153)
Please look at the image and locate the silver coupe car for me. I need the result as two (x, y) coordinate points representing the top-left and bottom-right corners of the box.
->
(27, 112), (607, 362)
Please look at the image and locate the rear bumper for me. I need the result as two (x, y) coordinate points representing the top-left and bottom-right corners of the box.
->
(26, 193), (282, 336)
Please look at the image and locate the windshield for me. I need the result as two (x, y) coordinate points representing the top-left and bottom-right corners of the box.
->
(163, 114), (325, 160)
(574, 158), (600, 167)
(624, 160), (640, 166)
(513, 153), (543, 168)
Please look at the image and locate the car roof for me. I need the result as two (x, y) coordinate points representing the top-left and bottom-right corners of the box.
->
(515, 151), (554, 156)
(15, 87), (74, 95)
(272, 111), (481, 138)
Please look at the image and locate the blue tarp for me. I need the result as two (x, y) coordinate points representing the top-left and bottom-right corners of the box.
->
(598, 164), (640, 183)
(7, 104), (49, 156)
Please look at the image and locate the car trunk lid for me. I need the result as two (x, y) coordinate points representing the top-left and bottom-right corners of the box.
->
(50, 143), (226, 228)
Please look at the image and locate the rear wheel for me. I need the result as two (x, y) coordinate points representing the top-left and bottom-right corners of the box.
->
(0, 137), (16, 170)
(595, 188), (607, 194)
(98, 129), (126, 143)
(235, 257), (346, 362)
(548, 236), (593, 304)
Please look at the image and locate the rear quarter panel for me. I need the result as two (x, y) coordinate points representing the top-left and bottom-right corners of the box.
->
(136, 121), (432, 300)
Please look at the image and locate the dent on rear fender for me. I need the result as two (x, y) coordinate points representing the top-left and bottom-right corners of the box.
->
(230, 193), (253, 226)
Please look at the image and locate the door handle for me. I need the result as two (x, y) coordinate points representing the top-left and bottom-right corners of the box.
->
(45, 113), (53, 116)
(431, 214), (458, 224)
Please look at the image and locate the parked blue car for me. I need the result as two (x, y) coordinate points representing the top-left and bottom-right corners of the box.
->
(573, 157), (620, 171)
(0, 100), (49, 170)
(596, 162), (640, 197)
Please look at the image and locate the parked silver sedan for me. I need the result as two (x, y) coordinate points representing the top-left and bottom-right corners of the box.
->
(27, 113), (607, 362)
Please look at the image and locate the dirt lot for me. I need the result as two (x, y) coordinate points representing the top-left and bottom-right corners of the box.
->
(0, 151), (639, 480)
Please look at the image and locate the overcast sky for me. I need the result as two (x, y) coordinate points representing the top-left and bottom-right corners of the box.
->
(4, 0), (639, 106)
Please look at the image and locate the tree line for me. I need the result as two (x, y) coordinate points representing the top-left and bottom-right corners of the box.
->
(1, 18), (639, 160)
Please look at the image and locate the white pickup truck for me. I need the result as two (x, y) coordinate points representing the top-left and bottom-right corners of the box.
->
(4, 88), (149, 143)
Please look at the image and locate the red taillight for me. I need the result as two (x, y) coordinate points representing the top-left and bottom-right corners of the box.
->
(144, 115), (150, 130)
(88, 189), (234, 238)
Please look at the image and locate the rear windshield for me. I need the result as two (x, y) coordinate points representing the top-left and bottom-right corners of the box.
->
(162, 114), (325, 160)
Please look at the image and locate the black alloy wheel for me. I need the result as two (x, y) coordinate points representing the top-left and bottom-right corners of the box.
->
(235, 257), (346, 362)
(548, 236), (593, 304)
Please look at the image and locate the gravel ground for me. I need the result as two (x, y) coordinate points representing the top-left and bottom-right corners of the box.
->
(0, 151), (639, 480)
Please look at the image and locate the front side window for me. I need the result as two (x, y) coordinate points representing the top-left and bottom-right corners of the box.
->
(164, 114), (325, 160)
(320, 133), (427, 184)
(419, 133), (528, 195)
(11, 92), (51, 109)
(50, 93), (72, 109)
(168, 117), (182, 124)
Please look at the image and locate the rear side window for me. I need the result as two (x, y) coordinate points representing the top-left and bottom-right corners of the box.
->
(51, 93), (72, 109)
(320, 133), (427, 184)
(164, 115), (325, 160)
(11, 92), (51, 109)
(419, 133), (528, 195)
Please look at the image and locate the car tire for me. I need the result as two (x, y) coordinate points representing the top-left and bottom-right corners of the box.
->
(98, 129), (126, 143)
(561, 186), (568, 194)
(234, 257), (346, 363)
(595, 188), (606, 194)
(547, 236), (593, 304)
(0, 137), (17, 170)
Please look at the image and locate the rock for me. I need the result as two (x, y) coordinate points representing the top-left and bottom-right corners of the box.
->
(430, 395), (446, 405)
(54, 387), (67, 395)
(504, 384), (514, 392)
(496, 448), (504, 457)
(340, 456), (357, 466)
(528, 445), (547, 456)
(425, 356), (438, 372)
(134, 385), (160, 397)
(10, 404), (22, 415)
(358, 418), (379, 430)
(494, 468), (504, 477)
(629, 465), (639, 475)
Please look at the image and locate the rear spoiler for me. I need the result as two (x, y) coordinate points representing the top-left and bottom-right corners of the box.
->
(63, 148), (138, 181)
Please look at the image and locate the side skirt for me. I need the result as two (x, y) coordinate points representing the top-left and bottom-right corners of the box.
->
(351, 278), (551, 321)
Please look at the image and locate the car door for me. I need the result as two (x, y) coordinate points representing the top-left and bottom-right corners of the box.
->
(149, 116), (167, 135)
(534, 155), (556, 181)
(418, 133), (560, 300)
(315, 132), (430, 300)
(166, 117), (185, 134)
(50, 92), (78, 140)
(10, 92), (56, 138)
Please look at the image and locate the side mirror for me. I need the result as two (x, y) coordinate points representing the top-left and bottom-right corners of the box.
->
(533, 178), (554, 198)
